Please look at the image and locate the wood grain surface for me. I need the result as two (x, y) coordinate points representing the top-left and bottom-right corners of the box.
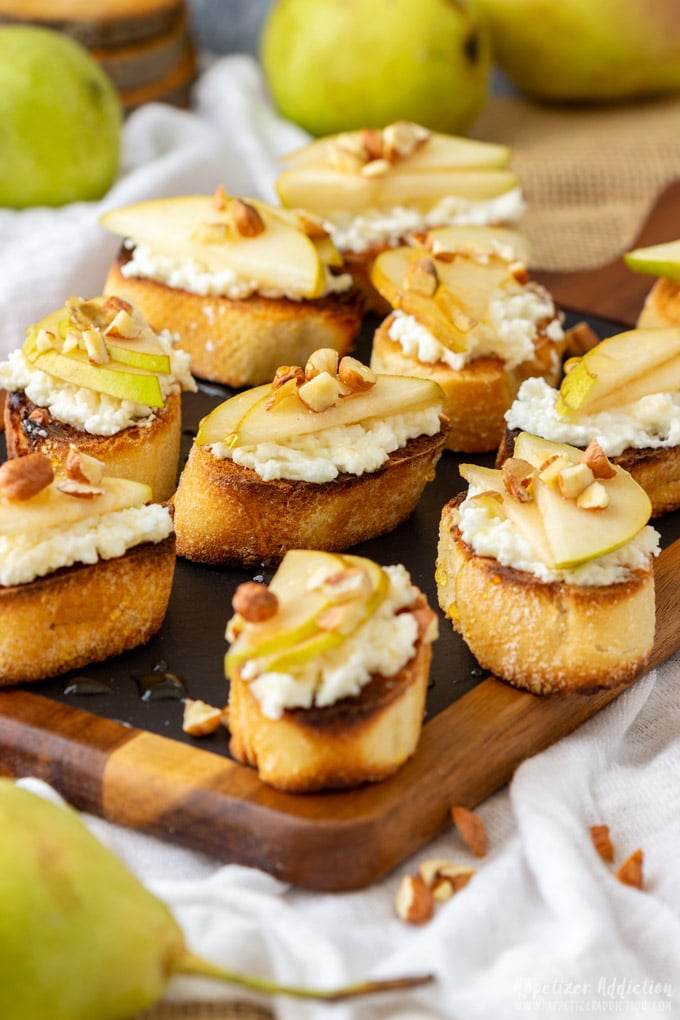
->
(1, 181), (680, 891)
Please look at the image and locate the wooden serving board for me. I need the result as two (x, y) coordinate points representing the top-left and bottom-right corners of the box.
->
(2, 185), (680, 892)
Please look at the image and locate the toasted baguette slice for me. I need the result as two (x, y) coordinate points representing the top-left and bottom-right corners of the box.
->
(371, 314), (561, 453)
(173, 425), (448, 566)
(498, 425), (680, 517)
(228, 599), (434, 792)
(104, 251), (364, 387)
(637, 277), (680, 329)
(0, 533), (175, 685)
(436, 497), (655, 695)
(4, 389), (182, 503)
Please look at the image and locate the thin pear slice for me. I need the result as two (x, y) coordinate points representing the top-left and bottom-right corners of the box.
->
(425, 224), (531, 264)
(24, 343), (164, 407)
(228, 374), (444, 448)
(556, 328), (680, 416)
(276, 167), (520, 217)
(534, 470), (651, 570)
(100, 196), (326, 299)
(195, 386), (269, 446)
(281, 131), (511, 171)
(225, 550), (347, 673)
(33, 307), (171, 376)
(624, 239), (680, 284)
(0, 476), (152, 537)
(459, 461), (553, 567)
(513, 432), (581, 468)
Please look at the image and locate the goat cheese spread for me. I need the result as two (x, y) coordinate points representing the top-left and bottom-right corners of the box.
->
(0, 503), (173, 587)
(506, 377), (680, 457)
(0, 333), (195, 436)
(326, 188), (526, 254)
(456, 487), (659, 586)
(121, 242), (353, 300)
(388, 284), (563, 372)
(209, 406), (443, 484)
(241, 564), (432, 719)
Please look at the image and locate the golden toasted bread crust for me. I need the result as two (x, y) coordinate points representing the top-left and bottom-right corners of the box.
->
(637, 277), (680, 329)
(4, 389), (182, 502)
(227, 604), (433, 792)
(104, 251), (364, 387)
(371, 315), (562, 453)
(498, 425), (680, 517)
(436, 497), (655, 694)
(0, 534), (175, 685)
(173, 425), (448, 566)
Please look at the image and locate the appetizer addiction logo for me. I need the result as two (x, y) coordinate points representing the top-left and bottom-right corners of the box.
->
(512, 976), (673, 1012)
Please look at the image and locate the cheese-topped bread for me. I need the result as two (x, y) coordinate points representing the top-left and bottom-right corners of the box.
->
(173, 348), (449, 566)
(225, 549), (438, 791)
(436, 434), (658, 694)
(0, 451), (175, 684)
(0, 294), (195, 502)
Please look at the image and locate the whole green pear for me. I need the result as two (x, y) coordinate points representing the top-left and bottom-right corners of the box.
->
(0, 26), (121, 208)
(0, 780), (432, 1016)
(260, 0), (491, 136)
(474, 0), (680, 102)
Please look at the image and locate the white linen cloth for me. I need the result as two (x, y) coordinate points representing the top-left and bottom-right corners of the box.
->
(3, 55), (680, 1020)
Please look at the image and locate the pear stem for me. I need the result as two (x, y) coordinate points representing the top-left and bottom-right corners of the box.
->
(177, 951), (434, 1002)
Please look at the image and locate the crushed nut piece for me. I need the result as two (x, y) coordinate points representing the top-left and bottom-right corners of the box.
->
(359, 127), (384, 161)
(615, 848), (644, 889)
(580, 439), (616, 479)
(590, 824), (614, 863)
(395, 874), (435, 924)
(502, 457), (534, 502)
(297, 213), (330, 240)
(305, 348), (339, 380)
(451, 805), (488, 858)
(56, 479), (104, 499)
(35, 328), (56, 352)
(182, 699), (223, 737)
(212, 184), (228, 210)
(272, 364), (305, 390)
(0, 453), (54, 501)
(383, 120), (430, 161)
(104, 308), (140, 339)
(298, 371), (343, 412)
(360, 157), (390, 178)
(231, 198), (265, 238)
(232, 581), (279, 623)
(82, 328), (109, 365)
(403, 257), (438, 296)
(338, 356), (375, 392)
(66, 446), (105, 486)
(577, 480), (610, 510)
(557, 462), (595, 500)
(192, 221), (231, 244)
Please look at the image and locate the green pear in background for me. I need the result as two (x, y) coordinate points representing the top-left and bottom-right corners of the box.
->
(0, 780), (432, 1018)
(0, 26), (121, 208)
(474, 0), (680, 102)
(260, 0), (491, 136)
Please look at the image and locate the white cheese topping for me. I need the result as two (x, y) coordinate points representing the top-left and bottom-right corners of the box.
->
(209, 406), (443, 483)
(326, 188), (526, 254)
(0, 503), (173, 587)
(121, 243), (353, 300)
(506, 377), (680, 456)
(387, 282), (563, 372)
(456, 486), (660, 586)
(0, 332), (196, 436)
(242, 564), (434, 720)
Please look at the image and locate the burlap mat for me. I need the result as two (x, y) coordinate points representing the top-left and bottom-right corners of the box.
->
(139, 91), (680, 1020)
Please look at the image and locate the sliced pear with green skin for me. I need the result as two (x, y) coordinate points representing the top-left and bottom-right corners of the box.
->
(195, 386), (269, 446)
(425, 224), (531, 264)
(0, 476), (152, 537)
(281, 132), (512, 172)
(276, 168), (521, 218)
(226, 550), (347, 673)
(534, 470), (651, 570)
(24, 343), (164, 407)
(459, 461), (553, 567)
(624, 239), (680, 284)
(31, 306), (171, 376)
(556, 328), (680, 416)
(226, 551), (389, 678)
(100, 196), (326, 299)
(228, 374), (444, 449)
